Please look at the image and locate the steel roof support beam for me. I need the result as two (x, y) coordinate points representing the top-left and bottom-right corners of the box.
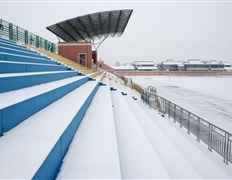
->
(46, 26), (66, 42)
(121, 10), (133, 35)
(77, 17), (91, 42)
(108, 11), (111, 36)
(88, 15), (97, 39)
(99, 13), (103, 36)
(115, 10), (123, 35)
(67, 20), (86, 42)
(56, 24), (77, 42)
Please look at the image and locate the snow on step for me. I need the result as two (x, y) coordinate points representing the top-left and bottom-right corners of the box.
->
(136, 98), (232, 179)
(0, 81), (98, 179)
(0, 71), (73, 78)
(0, 60), (59, 66)
(57, 85), (121, 179)
(0, 75), (86, 109)
(111, 86), (170, 179)
(115, 80), (232, 179)
(121, 94), (202, 179)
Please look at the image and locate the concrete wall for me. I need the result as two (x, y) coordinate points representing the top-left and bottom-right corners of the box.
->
(97, 61), (114, 73)
(58, 42), (92, 69)
(116, 71), (232, 76)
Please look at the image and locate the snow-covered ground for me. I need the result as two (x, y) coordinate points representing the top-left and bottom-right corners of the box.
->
(129, 76), (232, 133)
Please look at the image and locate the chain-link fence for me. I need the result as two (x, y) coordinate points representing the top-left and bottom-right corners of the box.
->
(0, 18), (57, 53)
(118, 75), (232, 164)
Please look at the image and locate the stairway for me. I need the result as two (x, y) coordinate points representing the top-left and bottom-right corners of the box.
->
(110, 78), (232, 179)
(0, 38), (104, 179)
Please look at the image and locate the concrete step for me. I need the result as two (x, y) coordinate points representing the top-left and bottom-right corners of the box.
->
(0, 75), (90, 135)
(115, 79), (232, 179)
(0, 41), (28, 52)
(121, 93), (202, 179)
(0, 80), (99, 179)
(0, 38), (17, 45)
(110, 83), (170, 179)
(0, 52), (58, 65)
(57, 84), (121, 179)
(0, 71), (82, 93)
(0, 60), (70, 73)
(0, 46), (49, 59)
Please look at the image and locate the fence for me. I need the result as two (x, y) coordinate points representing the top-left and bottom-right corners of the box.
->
(118, 75), (232, 164)
(0, 18), (57, 53)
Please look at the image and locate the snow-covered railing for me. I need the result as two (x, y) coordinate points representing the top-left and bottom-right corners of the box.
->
(119, 75), (231, 164)
(141, 86), (232, 165)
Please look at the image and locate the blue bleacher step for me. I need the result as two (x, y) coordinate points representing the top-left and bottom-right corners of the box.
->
(0, 60), (70, 73)
(0, 75), (89, 135)
(0, 71), (82, 93)
(57, 85), (121, 179)
(0, 52), (58, 65)
(0, 38), (17, 45)
(111, 89), (170, 179)
(0, 46), (49, 59)
(0, 41), (28, 51)
(0, 80), (99, 179)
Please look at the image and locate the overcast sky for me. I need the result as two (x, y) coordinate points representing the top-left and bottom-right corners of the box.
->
(1, 1), (232, 65)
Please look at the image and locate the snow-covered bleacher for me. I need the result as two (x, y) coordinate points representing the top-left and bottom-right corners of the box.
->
(0, 37), (232, 179)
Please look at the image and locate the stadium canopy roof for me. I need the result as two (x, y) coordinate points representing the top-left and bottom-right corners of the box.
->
(46, 9), (133, 50)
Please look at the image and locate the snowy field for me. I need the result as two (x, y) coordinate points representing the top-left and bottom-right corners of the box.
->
(129, 76), (232, 133)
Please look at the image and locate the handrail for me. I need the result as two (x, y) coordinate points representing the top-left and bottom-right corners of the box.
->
(118, 74), (232, 164)
(0, 18), (57, 53)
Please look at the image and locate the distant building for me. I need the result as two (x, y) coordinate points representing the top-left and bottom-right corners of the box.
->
(207, 60), (224, 71)
(159, 59), (184, 71)
(132, 61), (158, 71)
(223, 62), (232, 71)
(184, 59), (208, 71)
(137, 66), (158, 71)
(113, 65), (135, 72)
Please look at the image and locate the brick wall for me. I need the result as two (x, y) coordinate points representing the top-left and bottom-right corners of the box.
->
(58, 42), (92, 69)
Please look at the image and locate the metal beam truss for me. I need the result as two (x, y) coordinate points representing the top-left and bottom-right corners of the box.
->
(46, 9), (133, 50)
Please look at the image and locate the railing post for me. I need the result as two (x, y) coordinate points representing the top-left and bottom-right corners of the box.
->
(148, 92), (150, 108)
(163, 99), (166, 115)
(45, 39), (47, 50)
(187, 112), (190, 134)
(147, 92), (150, 107)
(208, 124), (213, 152)
(9, 23), (13, 40)
(51, 43), (54, 52)
(196, 117), (200, 142)
(141, 90), (143, 102)
(173, 104), (176, 123)
(16, 26), (18, 42)
(223, 133), (229, 164)
(180, 108), (183, 128)
(40, 37), (42, 48)
(24, 30), (28, 44)
(168, 101), (170, 118)
(36, 36), (40, 48)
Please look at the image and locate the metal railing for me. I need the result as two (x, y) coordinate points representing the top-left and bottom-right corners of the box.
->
(119, 75), (232, 164)
(0, 18), (57, 53)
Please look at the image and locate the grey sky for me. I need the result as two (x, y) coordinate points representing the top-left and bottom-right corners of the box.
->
(1, 1), (232, 65)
